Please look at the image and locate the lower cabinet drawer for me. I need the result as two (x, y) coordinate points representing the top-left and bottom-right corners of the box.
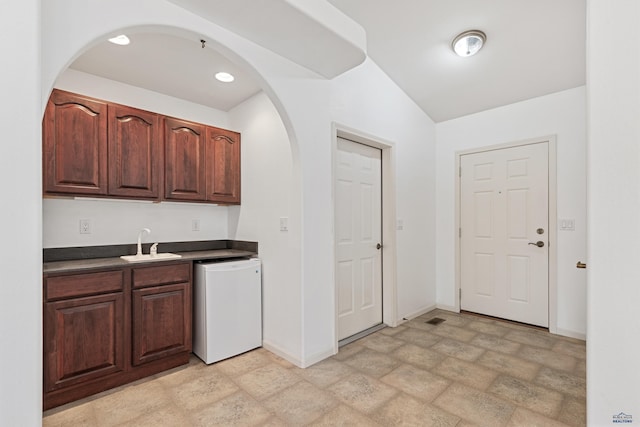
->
(45, 270), (124, 301)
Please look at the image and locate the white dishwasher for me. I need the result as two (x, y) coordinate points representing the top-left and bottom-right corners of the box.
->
(193, 258), (262, 364)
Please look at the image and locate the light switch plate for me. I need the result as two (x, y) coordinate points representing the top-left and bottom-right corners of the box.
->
(559, 218), (575, 231)
(280, 217), (289, 232)
(79, 219), (91, 234)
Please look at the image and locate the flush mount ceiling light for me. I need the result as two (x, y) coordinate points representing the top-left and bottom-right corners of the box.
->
(452, 30), (486, 57)
(108, 35), (130, 46)
(215, 72), (235, 83)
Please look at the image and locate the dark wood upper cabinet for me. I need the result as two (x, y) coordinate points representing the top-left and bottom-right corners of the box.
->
(108, 104), (161, 199)
(43, 90), (241, 204)
(206, 127), (241, 204)
(164, 117), (206, 201)
(43, 89), (108, 195)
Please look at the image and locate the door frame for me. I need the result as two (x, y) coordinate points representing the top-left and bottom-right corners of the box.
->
(332, 123), (398, 353)
(455, 135), (558, 333)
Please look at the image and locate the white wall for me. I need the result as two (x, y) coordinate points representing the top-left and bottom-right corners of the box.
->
(587, 1), (640, 423)
(44, 69), (230, 248)
(330, 58), (438, 320)
(436, 86), (587, 338)
(0, 1), (42, 425)
(227, 92), (302, 363)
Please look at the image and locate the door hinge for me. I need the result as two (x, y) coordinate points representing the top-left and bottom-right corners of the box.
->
(459, 166), (461, 177)
(459, 288), (462, 303)
(459, 228), (461, 238)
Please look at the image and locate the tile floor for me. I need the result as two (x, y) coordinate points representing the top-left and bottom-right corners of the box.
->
(43, 309), (586, 426)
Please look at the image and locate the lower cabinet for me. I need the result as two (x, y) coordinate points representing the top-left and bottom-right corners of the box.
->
(43, 262), (192, 410)
(44, 292), (125, 392)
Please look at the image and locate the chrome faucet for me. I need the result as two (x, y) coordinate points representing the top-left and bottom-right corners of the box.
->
(136, 228), (151, 256)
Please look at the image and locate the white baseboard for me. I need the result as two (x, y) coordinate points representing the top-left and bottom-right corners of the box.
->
(396, 304), (438, 325)
(301, 347), (336, 368)
(436, 304), (459, 313)
(555, 328), (586, 341)
(262, 340), (303, 368)
(262, 341), (336, 368)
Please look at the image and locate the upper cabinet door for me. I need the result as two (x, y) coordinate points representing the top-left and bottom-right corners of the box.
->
(108, 105), (161, 199)
(43, 89), (108, 195)
(164, 117), (206, 201)
(206, 127), (241, 204)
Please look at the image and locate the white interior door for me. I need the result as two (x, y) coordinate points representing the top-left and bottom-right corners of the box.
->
(460, 143), (549, 327)
(336, 137), (383, 340)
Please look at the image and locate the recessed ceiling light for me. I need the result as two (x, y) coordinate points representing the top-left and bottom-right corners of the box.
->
(108, 35), (130, 46)
(215, 72), (235, 83)
(452, 30), (486, 57)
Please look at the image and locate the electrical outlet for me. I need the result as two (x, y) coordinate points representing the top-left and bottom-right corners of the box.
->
(192, 219), (200, 232)
(79, 219), (91, 234)
(280, 217), (289, 232)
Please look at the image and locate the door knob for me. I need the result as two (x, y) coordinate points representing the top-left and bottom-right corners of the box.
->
(528, 241), (545, 248)
(376, 243), (382, 250)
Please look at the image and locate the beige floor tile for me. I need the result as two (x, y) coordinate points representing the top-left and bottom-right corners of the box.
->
(467, 320), (511, 337)
(470, 333), (522, 355)
(553, 340), (587, 359)
(92, 380), (172, 427)
(380, 364), (450, 402)
(478, 350), (541, 381)
(115, 403), (189, 427)
(188, 391), (272, 427)
(519, 345), (578, 372)
(41, 309), (586, 427)
(379, 325), (407, 336)
(298, 357), (355, 388)
(167, 367), (238, 411)
(392, 343), (446, 370)
(434, 383), (515, 426)
(436, 357), (499, 390)
(504, 330), (556, 349)
(535, 367), (586, 399)
(333, 342), (365, 361)
(342, 348), (402, 378)
(574, 358), (586, 377)
(236, 363), (302, 400)
(328, 373), (398, 414)
(557, 397), (587, 427)
(487, 375), (564, 418)
(215, 349), (274, 377)
(430, 323), (478, 342)
(43, 401), (97, 427)
(432, 338), (486, 362)
(373, 393), (460, 427)
(256, 347), (299, 369)
(263, 380), (338, 425)
(311, 404), (382, 426)
(404, 318), (438, 332)
(394, 327), (442, 348)
(507, 407), (571, 427)
(360, 333), (405, 353)
(421, 312), (470, 327)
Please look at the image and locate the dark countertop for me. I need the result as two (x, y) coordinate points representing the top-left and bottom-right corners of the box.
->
(43, 240), (258, 274)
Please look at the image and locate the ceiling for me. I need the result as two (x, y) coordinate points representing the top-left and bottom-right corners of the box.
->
(70, 1), (586, 122)
(328, 0), (586, 122)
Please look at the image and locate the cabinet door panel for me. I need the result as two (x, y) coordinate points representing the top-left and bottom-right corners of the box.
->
(43, 89), (107, 195)
(132, 282), (191, 365)
(206, 127), (241, 204)
(108, 105), (160, 198)
(164, 118), (205, 201)
(44, 293), (124, 392)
